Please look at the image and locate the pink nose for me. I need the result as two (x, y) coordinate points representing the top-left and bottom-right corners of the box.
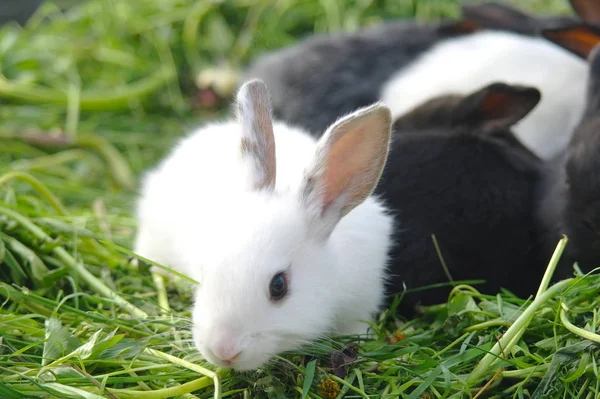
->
(212, 341), (241, 363)
(209, 329), (243, 364)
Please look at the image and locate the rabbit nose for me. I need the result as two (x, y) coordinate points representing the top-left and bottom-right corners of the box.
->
(212, 341), (242, 364)
(215, 349), (242, 365)
(210, 330), (243, 364)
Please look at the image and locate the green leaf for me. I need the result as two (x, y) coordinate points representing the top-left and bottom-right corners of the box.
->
(254, 375), (287, 399)
(4, 234), (49, 283)
(447, 292), (480, 315)
(72, 329), (103, 360)
(2, 246), (28, 285)
(301, 359), (317, 399)
(44, 382), (107, 399)
(90, 331), (124, 358)
(0, 383), (25, 399)
(0, 314), (43, 337)
(41, 366), (88, 382)
(42, 317), (81, 366)
(406, 365), (442, 399)
(97, 338), (145, 360)
(532, 341), (597, 399)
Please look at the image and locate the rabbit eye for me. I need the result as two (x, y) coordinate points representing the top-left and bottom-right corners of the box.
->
(269, 272), (288, 302)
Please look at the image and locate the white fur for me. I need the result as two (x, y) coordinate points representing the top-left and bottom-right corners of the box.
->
(134, 98), (393, 370)
(380, 31), (588, 160)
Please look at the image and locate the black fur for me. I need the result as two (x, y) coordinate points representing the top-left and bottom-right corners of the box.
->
(243, 20), (478, 136)
(376, 83), (547, 315)
(537, 46), (600, 278)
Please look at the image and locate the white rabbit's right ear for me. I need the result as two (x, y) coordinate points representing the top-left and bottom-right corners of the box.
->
(300, 103), (392, 240)
(235, 79), (277, 191)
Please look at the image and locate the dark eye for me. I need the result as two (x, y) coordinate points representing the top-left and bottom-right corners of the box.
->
(269, 272), (288, 302)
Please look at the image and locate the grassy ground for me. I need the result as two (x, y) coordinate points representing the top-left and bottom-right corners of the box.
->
(1, 0), (599, 398)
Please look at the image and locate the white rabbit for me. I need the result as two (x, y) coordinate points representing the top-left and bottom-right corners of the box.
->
(134, 80), (394, 371)
(380, 31), (588, 160)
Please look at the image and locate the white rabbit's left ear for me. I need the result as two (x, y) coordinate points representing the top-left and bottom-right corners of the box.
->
(301, 103), (392, 239)
(236, 79), (277, 191)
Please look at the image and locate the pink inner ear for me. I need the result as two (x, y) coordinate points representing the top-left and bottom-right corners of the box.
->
(321, 124), (377, 214)
(307, 104), (391, 221)
(479, 92), (513, 119)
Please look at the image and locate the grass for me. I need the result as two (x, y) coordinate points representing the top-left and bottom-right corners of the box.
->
(0, 0), (599, 398)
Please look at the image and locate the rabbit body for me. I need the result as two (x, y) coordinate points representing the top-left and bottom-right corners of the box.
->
(134, 81), (394, 371)
(380, 31), (588, 160)
(377, 83), (548, 313)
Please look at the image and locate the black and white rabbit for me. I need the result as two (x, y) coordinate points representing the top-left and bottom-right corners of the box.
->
(244, 1), (596, 160)
(377, 82), (547, 313)
(537, 24), (600, 278)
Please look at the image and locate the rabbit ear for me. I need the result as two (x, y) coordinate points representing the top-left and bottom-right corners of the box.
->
(542, 24), (600, 59)
(235, 80), (277, 191)
(301, 103), (392, 239)
(570, 0), (600, 25)
(460, 2), (536, 35)
(454, 83), (541, 133)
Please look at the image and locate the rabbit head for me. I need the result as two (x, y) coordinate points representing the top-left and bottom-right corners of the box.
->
(185, 81), (393, 371)
(391, 82), (542, 167)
